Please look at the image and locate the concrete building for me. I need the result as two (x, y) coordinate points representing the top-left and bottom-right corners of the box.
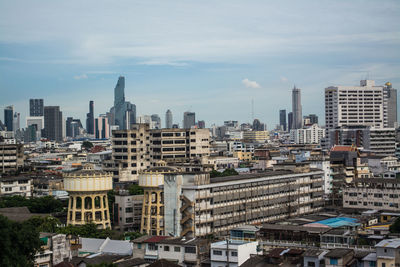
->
(290, 124), (325, 144)
(0, 176), (32, 197)
(211, 240), (258, 267)
(4, 105), (13, 131)
(325, 80), (396, 131)
(43, 106), (63, 142)
(114, 194), (143, 231)
(243, 130), (269, 143)
(63, 165), (113, 229)
(183, 112), (196, 129)
(288, 112), (293, 132)
(375, 239), (400, 267)
(95, 114), (109, 139)
(30, 99), (44, 117)
(86, 100), (94, 135)
(329, 126), (396, 157)
(304, 114), (318, 126)
(292, 86), (302, 129)
(279, 109), (287, 131)
(0, 142), (24, 174)
(343, 177), (400, 211)
(26, 116), (44, 140)
(151, 114), (161, 129)
(139, 162), (324, 238)
(12, 112), (20, 133)
(165, 109), (173, 129)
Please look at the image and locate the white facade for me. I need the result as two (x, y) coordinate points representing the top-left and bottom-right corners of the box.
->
(211, 240), (258, 267)
(325, 80), (386, 130)
(290, 124), (325, 144)
(0, 177), (32, 197)
(309, 160), (332, 194)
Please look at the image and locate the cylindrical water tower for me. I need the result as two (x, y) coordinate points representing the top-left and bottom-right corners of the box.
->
(63, 165), (113, 229)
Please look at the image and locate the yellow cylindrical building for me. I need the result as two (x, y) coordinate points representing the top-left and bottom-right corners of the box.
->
(63, 165), (113, 229)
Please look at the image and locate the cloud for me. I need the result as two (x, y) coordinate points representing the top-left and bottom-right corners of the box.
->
(242, 78), (260, 89)
(73, 74), (88, 80)
(138, 60), (188, 67)
(280, 76), (288, 83)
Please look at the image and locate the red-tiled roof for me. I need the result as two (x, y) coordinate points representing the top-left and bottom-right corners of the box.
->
(142, 236), (170, 243)
(331, 145), (357, 152)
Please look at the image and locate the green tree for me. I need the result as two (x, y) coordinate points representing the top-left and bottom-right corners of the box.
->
(124, 231), (145, 241)
(0, 214), (41, 266)
(0, 195), (65, 213)
(128, 184), (144, 195)
(27, 215), (61, 233)
(390, 217), (400, 233)
(57, 223), (114, 239)
(82, 141), (94, 150)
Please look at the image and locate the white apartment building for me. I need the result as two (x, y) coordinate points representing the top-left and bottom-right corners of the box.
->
(325, 80), (389, 130)
(0, 176), (32, 197)
(290, 124), (325, 144)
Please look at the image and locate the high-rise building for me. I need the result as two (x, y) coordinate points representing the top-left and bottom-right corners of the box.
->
(112, 76), (136, 130)
(4, 106), (13, 131)
(26, 116), (44, 140)
(197, 120), (205, 129)
(29, 99), (44, 116)
(383, 82), (397, 128)
(292, 86), (302, 129)
(12, 112), (20, 133)
(183, 112), (195, 129)
(165, 109), (173, 128)
(43, 106), (63, 142)
(151, 114), (161, 129)
(303, 114), (318, 126)
(279, 110), (287, 131)
(95, 114), (109, 139)
(325, 80), (388, 131)
(86, 100), (94, 135)
(288, 112), (293, 131)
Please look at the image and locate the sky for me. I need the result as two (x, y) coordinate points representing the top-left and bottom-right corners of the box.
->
(0, 0), (399, 129)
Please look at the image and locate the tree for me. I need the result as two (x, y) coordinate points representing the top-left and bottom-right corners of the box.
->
(124, 231), (145, 241)
(0, 195), (65, 213)
(0, 215), (41, 266)
(27, 215), (61, 233)
(82, 141), (94, 150)
(390, 217), (400, 233)
(128, 184), (144, 195)
(57, 223), (114, 239)
(210, 168), (238, 178)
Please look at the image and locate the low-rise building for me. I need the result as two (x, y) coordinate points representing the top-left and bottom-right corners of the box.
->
(0, 142), (24, 173)
(211, 240), (258, 267)
(375, 239), (400, 267)
(0, 176), (32, 197)
(114, 193), (143, 231)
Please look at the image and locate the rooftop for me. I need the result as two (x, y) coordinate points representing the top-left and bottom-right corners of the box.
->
(376, 239), (400, 248)
(325, 248), (353, 258)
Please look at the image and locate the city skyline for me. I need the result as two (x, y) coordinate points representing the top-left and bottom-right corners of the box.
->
(0, 1), (399, 128)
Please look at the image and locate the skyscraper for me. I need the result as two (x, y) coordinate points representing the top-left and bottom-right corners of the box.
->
(86, 100), (94, 134)
(151, 114), (161, 129)
(4, 106), (13, 131)
(43, 106), (63, 141)
(112, 76), (136, 130)
(165, 109), (173, 128)
(29, 99), (44, 116)
(13, 112), (20, 132)
(183, 112), (195, 129)
(95, 115), (109, 139)
(279, 109), (287, 131)
(292, 86), (302, 129)
(288, 112), (293, 131)
(197, 120), (205, 129)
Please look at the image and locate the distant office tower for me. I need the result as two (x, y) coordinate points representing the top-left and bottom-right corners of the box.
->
(66, 118), (83, 138)
(151, 114), (161, 129)
(279, 110), (287, 131)
(4, 106), (13, 131)
(95, 115), (109, 139)
(66, 117), (74, 137)
(384, 82), (397, 128)
(288, 112), (293, 131)
(29, 99), (44, 116)
(172, 124), (179, 129)
(292, 86), (302, 129)
(183, 112), (195, 129)
(303, 114), (318, 126)
(26, 116), (44, 140)
(43, 106), (63, 141)
(165, 109), (173, 128)
(12, 112), (20, 132)
(198, 120), (205, 129)
(112, 76), (136, 130)
(325, 80), (392, 131)
(86, 100), (94, 134)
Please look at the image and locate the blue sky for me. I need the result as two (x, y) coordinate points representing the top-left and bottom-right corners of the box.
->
(1, 0), (399, 129)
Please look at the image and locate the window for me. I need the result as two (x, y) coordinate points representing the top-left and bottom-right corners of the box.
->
(231, 251), (238, 256)
(125, 217), (133, 223)
(174, 246), (181, 252)
(329, 258), (338, 265)
(137, 244), (142, 249)
(369, 261), (376, 267)
(308, 262), (315, 267)
(148, 244), (158, 251)
(164, 246), (170, 251)
(382, 263), (386, 267)
(185, 247), (196, 254)
(213, 250), (222, 255)
(125, 207), (133, 213)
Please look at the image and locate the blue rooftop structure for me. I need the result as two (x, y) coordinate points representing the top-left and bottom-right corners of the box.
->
(310, 217), (359, 228)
